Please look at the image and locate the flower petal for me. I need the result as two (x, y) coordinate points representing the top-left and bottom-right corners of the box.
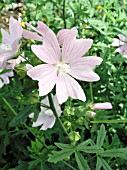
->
(32, 44), (60, 64)
(56, 73), (86, 104)
(1, 28), (11, 44)
(27, 64), (57, 96)
(62, 28), (93, 63)
(9, 16), (23, 42)
(40, 117), (56, 130)
(57, 29), (73, 45)
(69, 56), (102, 82)
(23, 30), (42, 41)
(36, 21), (50, 36)
(118, 34), (127, 42)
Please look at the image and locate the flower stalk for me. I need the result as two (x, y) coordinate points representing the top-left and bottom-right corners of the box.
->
(48, 93), (68, 136)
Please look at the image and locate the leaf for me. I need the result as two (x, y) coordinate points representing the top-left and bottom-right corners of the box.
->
(77, 145), (103, 153)
(15, 160), (28, 170)
(9, 106), (33, 127)
(97, 124), (106, 147)
(97, 157), (112, 170)
(77, 139), (95, 150)
(75, 152), (90, 170)
(96, 156), (102, 170)
(98, 148), (127, 159)
(48, 149), (74, 163)
(55, 142), (75, 150)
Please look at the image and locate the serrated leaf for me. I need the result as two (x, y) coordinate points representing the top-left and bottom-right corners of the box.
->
(48, 149), (74, 163)
(97, 124), (106, 147)
(55, 142), (75, 150)
(75, 152), (90, 170)
(97, 157), (112, 170)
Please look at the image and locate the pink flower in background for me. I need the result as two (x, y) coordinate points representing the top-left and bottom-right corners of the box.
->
(29, 95), (62, 130)
(112, 34), (127, 58)
(92, 102), (112, 110)
(0, 62), (14, 88)
(27, 24), (103, 104)
(0, 16), (23, 64)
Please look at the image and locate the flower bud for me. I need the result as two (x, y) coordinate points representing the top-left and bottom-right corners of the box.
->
(68, 131), (81, 142)
(14, 63), (27, 78)
(28, 91), (39, 104)
(85, 111), (96, 118)
(63, 121), (71, 130)
(77, 117), (84, 125)
(63, 106), (75, 116)
(92, 102), (112, 110)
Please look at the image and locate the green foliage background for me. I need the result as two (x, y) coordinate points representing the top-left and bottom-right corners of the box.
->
(0, 0), (127, 169)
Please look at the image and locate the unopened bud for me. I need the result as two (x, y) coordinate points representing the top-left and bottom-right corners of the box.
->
(68, 131), (81, 142)
(63, 107), (75, 116)
(92, 102), (112, 110)
(85, 111), (96, 118)
(63, 121), (71, 130)
(77, 117), (84, 125)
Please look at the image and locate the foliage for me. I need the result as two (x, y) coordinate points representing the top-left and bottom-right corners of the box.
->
(0, 0), (127, 169)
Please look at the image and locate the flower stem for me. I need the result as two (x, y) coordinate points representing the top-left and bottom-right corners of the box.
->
(90, 119), (127, 124)
(48, 93), (68, 136)
(89, 82), (94, 102)
(63, 0), (66, 28)
(2, 97), (17, 116)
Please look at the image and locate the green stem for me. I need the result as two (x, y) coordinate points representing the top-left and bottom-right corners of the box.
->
(62, 161), (78, 170)
(2, 97), (17, 116)
(90, 119), (127, 124)
(2, 97), (48, 148)
(63, 0), (66, 28)
(23, 123), (48, 149)
(89, 83), (94, 102)
(48, 93), (68, 136)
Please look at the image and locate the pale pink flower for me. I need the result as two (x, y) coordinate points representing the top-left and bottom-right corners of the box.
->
(0, 16), (23, 64)
(29, 95), (62, 130)
(27, 25), (102, 104)
(0, 62), (14, 88)
(92, 102), (112, 110)
(112, 34), (127, 58)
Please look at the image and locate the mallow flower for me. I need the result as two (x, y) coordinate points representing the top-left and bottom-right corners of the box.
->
(92, 102), (112, 110)
(0, 61), (14, 88)
(112, 34), (127, 58)
(29, 95), (62, 130)
(27, 23), (103, 104)
(0, 16), (23, 64)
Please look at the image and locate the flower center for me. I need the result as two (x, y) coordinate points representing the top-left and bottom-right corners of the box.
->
(0, 43), (12, 53)
(56, 62), (70, 75)
(45, 109), (54, 117)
